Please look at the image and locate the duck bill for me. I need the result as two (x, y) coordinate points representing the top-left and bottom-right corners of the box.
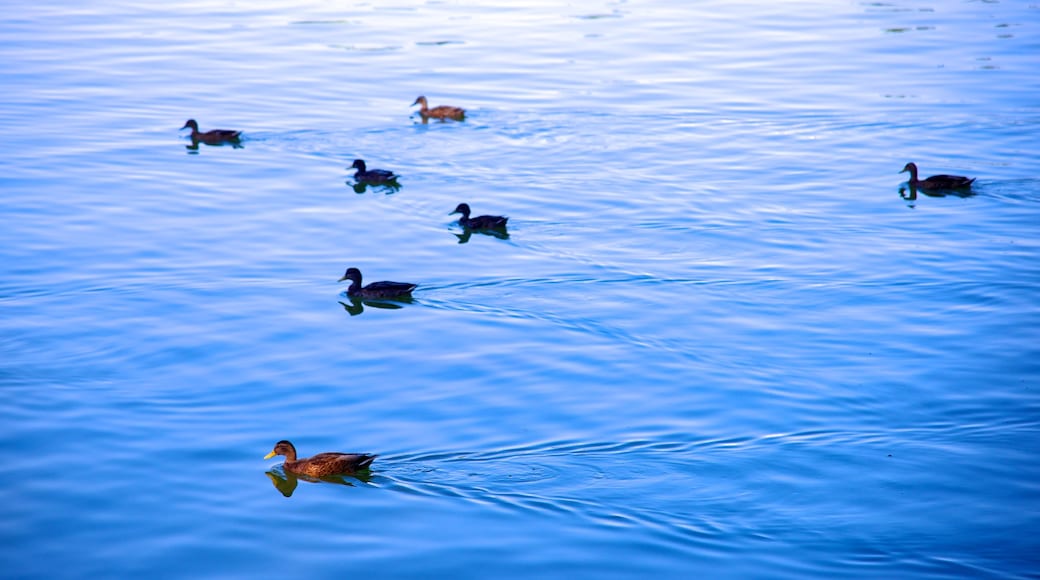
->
(264, 451), (277, 460)
(337, 275), (348, 282)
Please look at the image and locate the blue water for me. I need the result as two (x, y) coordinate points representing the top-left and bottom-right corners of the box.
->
(2, 0), (1039, 577)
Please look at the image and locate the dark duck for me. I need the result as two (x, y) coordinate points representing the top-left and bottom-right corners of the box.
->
(180, 119), (241, 145)
(264, 440), (376, 477)
(900, 162), (975, 191)
(451, 203), (509, 230)
(412, 95), (466, 121)
(338, 267), (416, 299)
(350, 159), (399, 185)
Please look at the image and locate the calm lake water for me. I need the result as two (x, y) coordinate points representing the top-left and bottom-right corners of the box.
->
(2, 0), (1039, 577)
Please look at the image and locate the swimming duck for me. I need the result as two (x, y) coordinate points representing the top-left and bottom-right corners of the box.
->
(338, 267), (417, 299)
(264, 440), (376, 477)
(351, 159), (399, 185)
(451, 203), (509, 229)
(180, 119), (241, 144)
(412, 96), (466, 121)
(900, 162), (975, 190)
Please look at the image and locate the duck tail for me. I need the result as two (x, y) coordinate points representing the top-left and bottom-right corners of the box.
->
(359, 455), (378, 469)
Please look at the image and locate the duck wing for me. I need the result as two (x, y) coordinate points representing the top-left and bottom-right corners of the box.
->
(467, 215), (509, 229)
(922, 174), (975, 189)
(196, 129), (242, 144)
(357, 169), (398, 183)
(426, 105), (465, 119)
(301, 452), (377, 475)
(204, 129), (240, 138)
(360, 280), (417, 297)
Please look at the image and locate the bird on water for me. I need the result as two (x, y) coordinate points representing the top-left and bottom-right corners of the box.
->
(451, 203), (509, 230)
(338, 267), (417, 299)
(180, 119), (241, 145)
(350, 159), (399, 185)
(900, 162), (975, 191)
(412, 95), (466, 121)
(264, 440), (376, 477)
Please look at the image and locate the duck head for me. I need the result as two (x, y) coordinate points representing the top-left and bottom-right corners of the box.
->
(264, 440), (297, 461)
(338, 267), (363, 284)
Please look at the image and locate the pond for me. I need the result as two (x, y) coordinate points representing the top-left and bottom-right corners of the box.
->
(1, 0), (1038, 577)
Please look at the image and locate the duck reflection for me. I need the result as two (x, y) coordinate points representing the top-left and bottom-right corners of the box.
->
(339, 295), (414, 316)
(454, 227), (510, 244)
(348, 180), (401, 195)
(185, 136), (244, 153)
(899, 183), (976, 206)
(265, 467), (373, 498)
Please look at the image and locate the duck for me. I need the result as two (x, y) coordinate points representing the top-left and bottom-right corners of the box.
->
(451, 203), (509, 230)
(264, 440), (376, 477)
(350, 159), (399, 185)
(900, 162), (975, 190)
(412, 95), (466, 121)
(180, 119), (241, 144)
(338, 267), (417, 299)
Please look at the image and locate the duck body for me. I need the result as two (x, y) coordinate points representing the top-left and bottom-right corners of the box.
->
(412, 96), (465, 121)
(351, 159), (399, 184)
(339, 267), (416, 299)
(900, 162), (975, 190)
(265, 440), (376, 477)
(451, 203), (508, 229)
(181, 119), (241, 144)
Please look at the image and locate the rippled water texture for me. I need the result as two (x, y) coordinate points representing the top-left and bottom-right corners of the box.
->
(1, 0), (1038, 578)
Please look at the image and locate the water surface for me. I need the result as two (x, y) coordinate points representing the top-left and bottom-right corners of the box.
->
(1, 0), (1038, 577)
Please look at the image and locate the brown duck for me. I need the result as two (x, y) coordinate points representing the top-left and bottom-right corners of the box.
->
(338, 267), (417, 299)
(900, 162), (975, 190)
(180, 119), (241, 145)
(412, 95), (465, 120)
(264, 440), (376, 477)
(451, 203), (509, 229)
